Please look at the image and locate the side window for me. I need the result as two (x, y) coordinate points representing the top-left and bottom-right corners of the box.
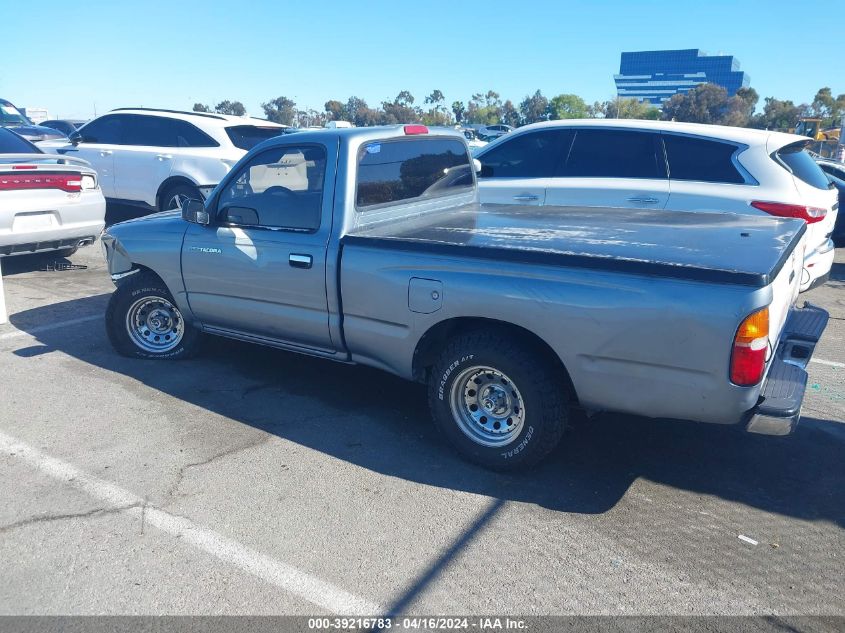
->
(78, 115), (124, 144)
(663, 134), (745, 184)
(217, 145), (326, 231)
(564, 129), (664, 179)
(478, 130), (571, 178)
(121, 115), (177, 147)
(171, 120), (219, 148)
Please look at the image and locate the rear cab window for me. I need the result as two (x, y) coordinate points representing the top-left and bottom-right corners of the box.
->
(662, 134), (746, 184)
(356, 137), (473, 209)
(775, 142), (834, 190)
(226, 126), (285, 150)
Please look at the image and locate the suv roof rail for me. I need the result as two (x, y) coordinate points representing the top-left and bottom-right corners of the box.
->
(109, 107), (229, 121)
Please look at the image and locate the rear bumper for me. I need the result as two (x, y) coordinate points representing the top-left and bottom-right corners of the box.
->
(799, 239), (835, 292)
(0, 193), (105, 255)
(746, 302), (829, 436)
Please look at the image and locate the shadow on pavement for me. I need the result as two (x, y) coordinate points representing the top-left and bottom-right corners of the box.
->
(9, 293), (845, 527)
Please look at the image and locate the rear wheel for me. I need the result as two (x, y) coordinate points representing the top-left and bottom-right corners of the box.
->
(427, 330), (567, 470)
(106, 273), (202, 359)
(160, 183), (201, 212)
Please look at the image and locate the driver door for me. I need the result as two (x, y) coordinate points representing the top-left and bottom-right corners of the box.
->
(181, 142), (336, 353)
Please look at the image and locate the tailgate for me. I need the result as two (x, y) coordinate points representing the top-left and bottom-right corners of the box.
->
(765, 230), (805, 371)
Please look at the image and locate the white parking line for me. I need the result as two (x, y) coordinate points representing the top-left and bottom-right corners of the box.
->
(810, 358), (845, 369)
(0, 429), (382, 615)
(0, 314), (102, 341)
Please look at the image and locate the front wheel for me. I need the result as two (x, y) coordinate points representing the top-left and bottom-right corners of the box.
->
(427, 330), (567, 470)
(106, 274), (202, 359)
(160, 183), (201, 212)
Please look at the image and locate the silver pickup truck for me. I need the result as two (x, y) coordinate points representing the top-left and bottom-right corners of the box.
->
(101, 125), (829, 469)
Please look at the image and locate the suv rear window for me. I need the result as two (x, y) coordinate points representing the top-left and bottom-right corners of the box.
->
(226, 125), (284, 150)
(775, 142), (832, 190)
(356, 137), (472, 209)
(663, 134), (745, 184)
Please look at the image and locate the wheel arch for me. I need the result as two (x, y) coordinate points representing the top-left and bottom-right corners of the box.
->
(156, 176), (199, 210)
(412, 317), (578, 403)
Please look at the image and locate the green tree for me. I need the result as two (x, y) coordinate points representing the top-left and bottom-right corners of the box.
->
(519, 90), (549, 124)
(548, 94), (588, 120)
(606, 97), (660, 119)
(261, 96), (297, 125)
(661, 84), (731, 124)
(192, 103), (211, 113)
(451, 101), (466, 124)
(466, 91), (503, 125)
(501, 100), (521, 127)
(382, 91), (421, 124)
(749, 97), (801, 130)
(324, 100), (346, 121)
(345, 96), (381, 127)
(422, 90), (452, 126)
(215, 100), (246, 116)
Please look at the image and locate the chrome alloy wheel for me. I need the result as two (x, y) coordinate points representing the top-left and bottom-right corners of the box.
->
(166, 192), (191, 210)
(125, 296), (185, 353)
(449, 365), (526, 447)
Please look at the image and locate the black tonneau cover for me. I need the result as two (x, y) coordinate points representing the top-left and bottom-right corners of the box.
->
(345, 204), (806, 287)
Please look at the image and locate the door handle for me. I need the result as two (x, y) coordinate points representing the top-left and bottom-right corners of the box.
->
(156, 154), (173, 161)
(99, 150), (113, 156)
(289, 253), (312, 269)
(627, 196), (660, 204)
(513, 194), (540, 202)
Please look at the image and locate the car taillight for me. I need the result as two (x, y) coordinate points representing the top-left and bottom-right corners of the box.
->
(751, 201), (827, 224)
(0, 172), (83, 193)
(730, 307), (769, 386)
(404, 125), (429, 135)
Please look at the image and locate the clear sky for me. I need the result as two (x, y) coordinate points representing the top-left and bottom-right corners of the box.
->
(0, 0), (837, 120)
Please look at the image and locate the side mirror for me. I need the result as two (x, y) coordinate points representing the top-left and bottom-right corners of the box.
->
(182, 199), (210, 225)
(69, 131), (82, 146)
(472, 158), (482, 174)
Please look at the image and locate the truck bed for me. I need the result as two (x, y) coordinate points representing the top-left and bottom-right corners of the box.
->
(345, 203), (807, 287)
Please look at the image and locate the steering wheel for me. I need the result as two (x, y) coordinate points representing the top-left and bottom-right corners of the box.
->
(264, 186), (296, 197)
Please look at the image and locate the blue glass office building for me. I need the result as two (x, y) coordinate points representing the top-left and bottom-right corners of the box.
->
(614, 49), (750, 105)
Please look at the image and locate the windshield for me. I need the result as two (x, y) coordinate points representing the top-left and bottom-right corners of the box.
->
(0, 101), (32, 126)
(225, 125), (284, 150)
(0, 128), (41, 153)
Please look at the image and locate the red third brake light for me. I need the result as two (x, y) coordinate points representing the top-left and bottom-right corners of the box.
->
(0, 172), (83, 193)
(751, 201), (827, 224)
(404, 125), (429, 135)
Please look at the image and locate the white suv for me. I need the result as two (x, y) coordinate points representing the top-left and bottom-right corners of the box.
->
(476, 119), (839, 291)
(57, 108), (286, 211)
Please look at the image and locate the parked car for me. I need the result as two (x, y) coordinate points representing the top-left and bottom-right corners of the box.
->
(0, 128), (105, 257)
(100, 125), (826, 470)
(815, 157), (845, 181)
(823, 172), (845, 246)
(55, 108), (287, 212)
(476, 124), (513, 141)
(0, 98), (68, 142)
(39, 119), (87, 137)
(475, 119), (839, 292)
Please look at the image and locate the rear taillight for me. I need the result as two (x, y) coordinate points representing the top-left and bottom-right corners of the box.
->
(404, 125), (429, 135)
(0, 172), (83, 193)
(730, 307), (769, 386)
(751, 201), (827, 224)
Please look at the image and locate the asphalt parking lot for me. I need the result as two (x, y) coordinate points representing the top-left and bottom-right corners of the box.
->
(1, 221), (843, 616)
